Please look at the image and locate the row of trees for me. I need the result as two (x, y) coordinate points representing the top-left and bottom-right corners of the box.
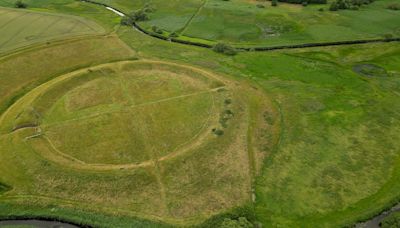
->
(276, 0), (326, 4)
(266, 0), (326, 7)
(329, 0), (375, 11)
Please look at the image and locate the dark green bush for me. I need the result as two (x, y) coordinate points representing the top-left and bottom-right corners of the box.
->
(381, 211), (400, 228)
(15, 0), (27, 8)
(0, 183), (11, 194)
(271, 0), (278, 6)
(329, 0), (375, 11)
(278, 0), (327, 4)
(128, 10), (149, 22)
(151, 25), (163, 34)
(387, 3), (400, 10)
(169, 32), (179, 38)
(220, 217), (253, 228)
(120, 16), (134, 26)
(212, 128), (224, 136)
(213, 43), (237, 56)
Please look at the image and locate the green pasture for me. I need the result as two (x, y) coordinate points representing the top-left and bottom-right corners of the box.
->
(0, 7), (104, 53)
(182, 0), (400, 46)
(119, 25), (400, 227)
(88, 0), (400, 46)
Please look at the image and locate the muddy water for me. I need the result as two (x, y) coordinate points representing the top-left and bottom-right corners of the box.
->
(356, 203), (400, 228)
(0, 219), (80, 228)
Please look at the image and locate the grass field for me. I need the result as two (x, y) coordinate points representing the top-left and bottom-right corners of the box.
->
(0, 57), (276, 224)
(0, 0), (399, 227)
(89, 0), (400, 47)
(118, 26), (400, 227)
(0, 35), (135, 115)
(0, 7), (105, 53)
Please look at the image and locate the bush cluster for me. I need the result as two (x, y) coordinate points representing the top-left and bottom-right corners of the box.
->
(277, 0), (327, 4)
(387, 3), (400, 10)
(329, 0), (375, 11)
(15, 0), (27, 8)
(120, 4), (155, 26)
(220, 217), (253, 228)
(213, 43), (237, 55)
(381, 211), (400, 228)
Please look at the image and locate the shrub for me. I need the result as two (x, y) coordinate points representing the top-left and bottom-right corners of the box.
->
(350, 5), (359, 10)
(15, 0), (27, 8)
(212, 128), (224, 136)
(329, 0), (375, 11)
(387, 3), (400, 10)
(220, 217), (253, 228)
(213, 43), (237, 56)
(383, 33), (393, 40)
(151, 25), (163, 34)
(120, 16), (134, 26)
(302, 1), (308, 6)
(381, 211), (400, 228)
(143, 3), (156, 13)
(271, 0), (278, 6)
(256, 4), (265, 8)
(277, 0), (326, 4)
(318, 7), (325, 11)
(169, 32), (179, 38)
(329, 1), (338, 10)
(128, 10), (149, 22)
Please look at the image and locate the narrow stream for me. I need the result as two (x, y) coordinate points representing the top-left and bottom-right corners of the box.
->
(0, 219), (80, 228)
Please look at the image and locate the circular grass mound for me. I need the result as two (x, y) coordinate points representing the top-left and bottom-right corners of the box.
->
(0, 60), (278, 223)
(1, 61), (227, 169)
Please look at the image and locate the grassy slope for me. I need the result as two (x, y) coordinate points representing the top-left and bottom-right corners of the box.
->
(0, 0), (121, 31)
(0, 7), (105, 53)
(0, 42), (267, 227)
(0, 1), (399, 227)
(0, 35), (135, 115)
(118, 26), (400, 227)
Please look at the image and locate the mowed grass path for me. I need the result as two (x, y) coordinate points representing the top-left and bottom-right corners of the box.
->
(0, 7), (104, 53)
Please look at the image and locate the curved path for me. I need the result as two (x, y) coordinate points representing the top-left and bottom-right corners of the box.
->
(81, 0), (400, 52)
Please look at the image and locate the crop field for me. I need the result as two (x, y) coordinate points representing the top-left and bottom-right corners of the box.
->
(0, 0), (399, 227)
(0, 7), (105, 53)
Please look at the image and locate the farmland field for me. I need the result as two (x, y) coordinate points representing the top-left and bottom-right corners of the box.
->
(0, 7), (104, 53)
(0, 0), (400, 227)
